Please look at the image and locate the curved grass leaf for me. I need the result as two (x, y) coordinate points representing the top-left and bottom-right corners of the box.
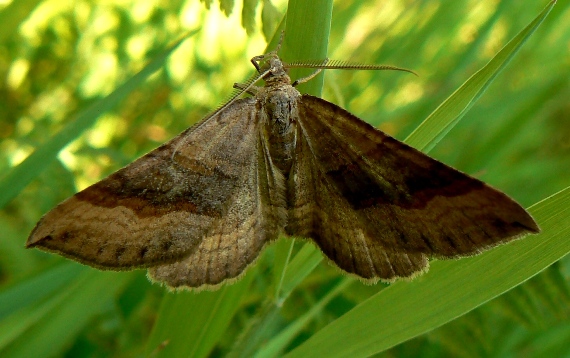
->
(405, 0), (556, 153)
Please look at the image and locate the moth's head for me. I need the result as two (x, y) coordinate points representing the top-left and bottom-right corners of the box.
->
(253, 52), (289, 80)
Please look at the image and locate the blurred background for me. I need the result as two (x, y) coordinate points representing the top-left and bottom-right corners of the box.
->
(0, 0), (568, 357)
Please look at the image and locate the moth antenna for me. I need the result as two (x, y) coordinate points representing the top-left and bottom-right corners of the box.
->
(286, 60), (417, 76)
(274, 30), (285, 54)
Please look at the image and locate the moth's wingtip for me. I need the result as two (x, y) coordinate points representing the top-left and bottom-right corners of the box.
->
(529, 224), (541, 234)
(25, 230), (46, 249)
(517, 216), (541, 234)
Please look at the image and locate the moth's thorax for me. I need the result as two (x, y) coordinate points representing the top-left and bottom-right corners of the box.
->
(256, 67), (300, 176)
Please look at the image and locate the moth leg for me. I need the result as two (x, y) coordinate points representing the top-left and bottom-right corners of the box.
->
(291, 60), (329, 87)
(233, 82), (260, 96)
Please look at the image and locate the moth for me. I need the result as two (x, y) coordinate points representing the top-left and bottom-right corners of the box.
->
(27, 42), (539, 290)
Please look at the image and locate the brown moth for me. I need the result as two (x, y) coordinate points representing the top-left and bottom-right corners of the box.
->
(27, 44), (539, 290)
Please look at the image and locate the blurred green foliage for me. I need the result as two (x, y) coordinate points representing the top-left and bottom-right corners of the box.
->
(0, 0), (568, 357)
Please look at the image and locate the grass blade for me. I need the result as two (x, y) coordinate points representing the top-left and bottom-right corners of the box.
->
(145, 269), (255, 358)
(405, 0), (556, 153)
(0, 270), (133, 357)
(0, 262), (86, 320)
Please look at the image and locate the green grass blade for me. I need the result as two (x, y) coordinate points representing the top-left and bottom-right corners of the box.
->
(256, 278), (354, 358)
(0, 270), (133, 357)
(285, 185), (570, 357)
(273, 238), (296, 300)
(278, 242), (323, 302)
(404, 0), (556, 153)
(282, 0), (333, 96)
(0, 262), (87, 320)
(0, 32), (195, 209)
(145, 271), (255, 358)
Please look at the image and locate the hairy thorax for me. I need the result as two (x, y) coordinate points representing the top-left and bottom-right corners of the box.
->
(257, 77), (300, 177)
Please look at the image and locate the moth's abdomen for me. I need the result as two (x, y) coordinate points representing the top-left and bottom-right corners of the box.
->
(264, 123), (296, 176)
